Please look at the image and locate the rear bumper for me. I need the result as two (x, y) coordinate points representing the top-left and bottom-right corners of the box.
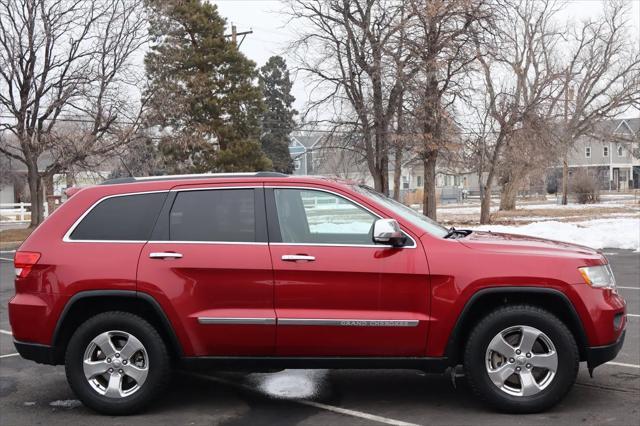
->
(14, 340), (57, 365)
(586, 329), (625, 371)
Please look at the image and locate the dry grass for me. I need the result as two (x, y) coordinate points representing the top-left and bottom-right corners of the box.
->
(439, 204), (639, 226)
(0, 227), (33, 243)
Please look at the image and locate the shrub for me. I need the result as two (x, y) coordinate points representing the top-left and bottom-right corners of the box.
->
(570, 170), (600, 204)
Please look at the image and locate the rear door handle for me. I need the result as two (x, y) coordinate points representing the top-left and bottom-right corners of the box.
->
(281, 254), (315, 262)
(149, 252), (183, 259)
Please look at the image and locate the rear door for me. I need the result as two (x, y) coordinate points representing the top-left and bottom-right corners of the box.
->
(267, 186), (430, 356)
(137, 184), (275, 356)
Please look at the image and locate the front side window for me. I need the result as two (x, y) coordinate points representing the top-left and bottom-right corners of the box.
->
(603, 146), (609, 157)
(169, 189), (255, 242)
(352, 185), (448, 238)
(69, 192), (167, 241)
(274, 189), (377, 245)
(585, 147), (591, 158)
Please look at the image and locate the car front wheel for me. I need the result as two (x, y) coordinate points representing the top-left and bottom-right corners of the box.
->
(464, 305), (579, 413)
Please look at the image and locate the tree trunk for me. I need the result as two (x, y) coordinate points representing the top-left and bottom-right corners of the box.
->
(380, 153), (389, 196)
(499, 180), (518, 211)
(499, 172), (523, 211)
(373, 171), (384, 193)
(561, 156), (569, 205)
(480, 183), (492, 224)
(393, 147), (402, 201)
(422, 150), (438, 220)
(27, 164), (44, 228)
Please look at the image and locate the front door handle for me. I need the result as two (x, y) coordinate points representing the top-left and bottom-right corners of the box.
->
(281, 254), (315, 262)
(149, 252), (183, 259)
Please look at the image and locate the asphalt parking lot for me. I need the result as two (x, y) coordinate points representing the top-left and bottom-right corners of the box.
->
(0, 249), (638, 426)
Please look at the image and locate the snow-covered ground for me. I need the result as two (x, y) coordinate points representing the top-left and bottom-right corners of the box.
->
(472, 218), (640, 251)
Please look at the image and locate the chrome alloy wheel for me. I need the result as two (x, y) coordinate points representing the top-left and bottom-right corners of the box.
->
(485, 325), (558, 397)
(83, 330), (149, 398)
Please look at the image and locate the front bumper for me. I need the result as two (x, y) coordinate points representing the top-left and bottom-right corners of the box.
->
(586, 329), (626, 372)
(14, 340), (57, 365)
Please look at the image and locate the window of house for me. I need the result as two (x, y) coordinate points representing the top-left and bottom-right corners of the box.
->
(402, 175), (409, 189)
(274, 189), (377, 245)
(603, 146), (609, 157)
(617, 145), (624, 157)
(294, 159), (301, 170)
(585, 147), (591, 158)
(169, 189), (255, 242)
(417, 176), (423, 187)
(69, 192), (167, 241)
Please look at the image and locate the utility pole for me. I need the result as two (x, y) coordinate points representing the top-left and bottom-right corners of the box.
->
(225, 24), (253, 48)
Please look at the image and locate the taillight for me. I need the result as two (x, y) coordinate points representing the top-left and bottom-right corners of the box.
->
(14, 251), (41, 278)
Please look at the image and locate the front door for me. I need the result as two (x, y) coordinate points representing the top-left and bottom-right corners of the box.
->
(137, 185), (275, 356)
(267, 186), (430, 357)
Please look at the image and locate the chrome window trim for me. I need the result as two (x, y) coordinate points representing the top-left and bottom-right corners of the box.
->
(62, 190), (169, 243)
(149, 240), (267, 246)
(169, 185), (258, 193)
(63, 184), (418, 248)
(198, 317), (276, 325)
(265, 185), (417, 249)
(278, 318), (419, 327)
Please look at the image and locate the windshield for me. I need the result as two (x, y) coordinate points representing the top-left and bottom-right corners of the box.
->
(352, 185), (449, 238)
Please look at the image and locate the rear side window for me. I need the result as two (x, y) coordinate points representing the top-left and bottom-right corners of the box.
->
(169, 189), (255, 242)
(69, 192), (167, 241)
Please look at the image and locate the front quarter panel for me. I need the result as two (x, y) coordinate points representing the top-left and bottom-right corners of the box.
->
(422, 234), (625, 357)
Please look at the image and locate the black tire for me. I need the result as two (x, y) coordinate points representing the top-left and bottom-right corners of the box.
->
(463, 305), (579, 413)
(65, 311), (171, 415)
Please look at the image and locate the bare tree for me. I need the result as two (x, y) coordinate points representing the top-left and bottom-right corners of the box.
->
(402, 0), (489, 219)
(472, 0), (565, 224)
(557, 0), (640, 204)
(498, 116), (559, 210)
(287, 0), (412, 194)
(0, 0), (147, 226)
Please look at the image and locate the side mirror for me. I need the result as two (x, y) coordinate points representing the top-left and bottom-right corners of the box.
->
(372, 219), (406, 247)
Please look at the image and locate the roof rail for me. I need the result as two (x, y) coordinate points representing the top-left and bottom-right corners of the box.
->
(100, 172), (288, 185)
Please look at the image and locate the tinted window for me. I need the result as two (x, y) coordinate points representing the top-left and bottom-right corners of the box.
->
(70, 192), (167, 241)
(274, 189), (376, 245)
(169, 189), (255, 242)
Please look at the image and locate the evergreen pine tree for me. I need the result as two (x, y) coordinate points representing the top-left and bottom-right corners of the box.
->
(259, 56), (296, 174)
(144, 0), (271, 172)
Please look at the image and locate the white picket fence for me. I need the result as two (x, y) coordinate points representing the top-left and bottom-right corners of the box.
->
(0, 202), (49, 223)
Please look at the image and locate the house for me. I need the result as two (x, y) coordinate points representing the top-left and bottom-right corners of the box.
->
(288, 131), (479, 202)
(288, 133), (324, 175)
(565, 118), (640, 190)
(0, 142), (113, 206)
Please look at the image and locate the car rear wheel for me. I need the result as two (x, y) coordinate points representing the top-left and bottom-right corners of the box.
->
(65, 311), (170, 415)
(464, 305), (579, 413)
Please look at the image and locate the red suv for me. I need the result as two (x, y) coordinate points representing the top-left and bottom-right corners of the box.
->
(9, 173), (626, 414)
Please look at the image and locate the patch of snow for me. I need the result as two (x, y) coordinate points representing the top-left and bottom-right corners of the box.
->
(23, 402), (36, 406)
(252, 369), (327, 399)
(49, 399), (82, 409)
(473, 218), (640, 251)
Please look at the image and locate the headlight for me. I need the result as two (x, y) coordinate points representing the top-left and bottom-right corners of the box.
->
(579, 264), (616, 289)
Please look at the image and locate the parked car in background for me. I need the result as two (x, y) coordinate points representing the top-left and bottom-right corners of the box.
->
(9, 173), (626, 414)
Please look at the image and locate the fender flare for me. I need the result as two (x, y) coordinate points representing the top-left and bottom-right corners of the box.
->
(52, 290), (183, 357)
(444, 286), (588, 363)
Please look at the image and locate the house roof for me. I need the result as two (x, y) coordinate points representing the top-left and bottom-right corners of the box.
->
(594, 117), (640, 136)
(291, 133), (324, 148)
